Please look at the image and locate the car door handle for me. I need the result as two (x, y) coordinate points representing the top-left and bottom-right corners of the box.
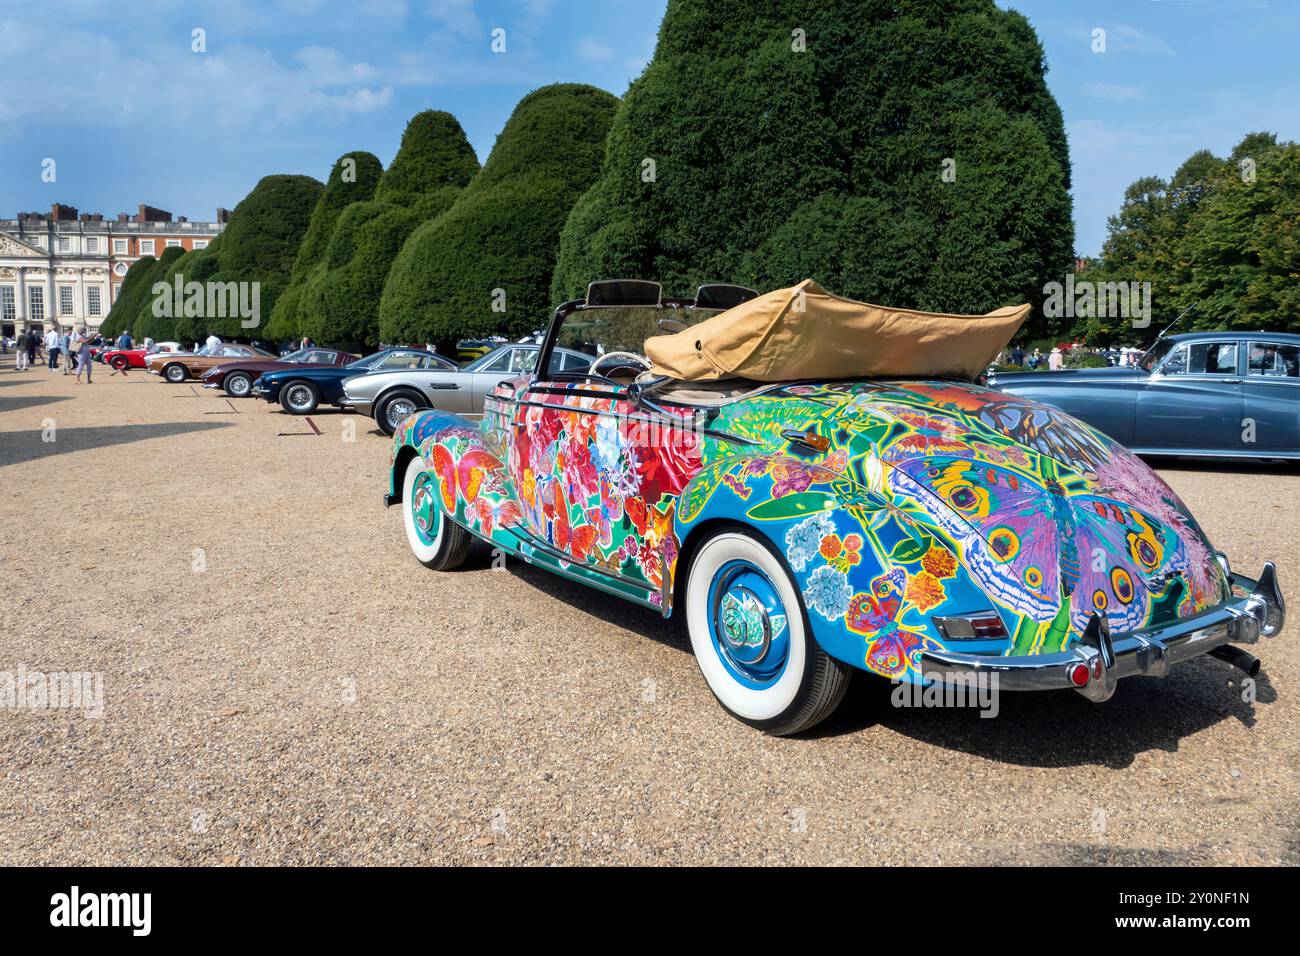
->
(1220, 378), (1242, 384)
(427, 383), (460, 390)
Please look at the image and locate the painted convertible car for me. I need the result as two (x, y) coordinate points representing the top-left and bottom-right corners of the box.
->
(991, 331), (1300, 460)
(384, 282), (1285, 735)
(252, 348), (457, 415)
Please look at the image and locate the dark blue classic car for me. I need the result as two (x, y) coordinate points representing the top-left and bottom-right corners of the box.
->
(252, 347), (457, 415)
(991, 331), (1300, 459)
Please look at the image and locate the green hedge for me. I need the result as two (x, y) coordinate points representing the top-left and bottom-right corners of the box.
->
(264, 151), (383, 341)
(295, 111), (479, 348)
(551, 0), (1072, 338)
(379, 84), (618, 345)
(98, 254), (157, 338)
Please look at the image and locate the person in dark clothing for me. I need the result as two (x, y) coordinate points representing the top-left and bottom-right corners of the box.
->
(25, 329), (38, 367)
(1010, 344), (1025, 366)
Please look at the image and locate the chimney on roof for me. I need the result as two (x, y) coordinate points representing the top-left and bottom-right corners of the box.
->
(50, 203), (78, 221)
(138, 204), (172, 223)
(116, 213), (130, 223)
(216, 207), (231, 225)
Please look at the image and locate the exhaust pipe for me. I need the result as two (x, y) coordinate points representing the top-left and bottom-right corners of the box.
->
(1210, 645), (1260, 677)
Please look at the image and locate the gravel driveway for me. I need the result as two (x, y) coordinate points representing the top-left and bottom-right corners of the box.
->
(1, 365), (1295, 865)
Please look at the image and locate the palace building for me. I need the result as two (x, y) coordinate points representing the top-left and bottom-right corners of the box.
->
(0, 203), (227, 337)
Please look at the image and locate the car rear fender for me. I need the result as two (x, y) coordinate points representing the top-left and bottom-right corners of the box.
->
(387, 409), (503, 513)
(672, 453), (999, 680)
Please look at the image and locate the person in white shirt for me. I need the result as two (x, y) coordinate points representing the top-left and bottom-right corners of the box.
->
(205, 334), (222, 351)
(1048, 347), (1063, 371)
(45, 327), (61, 372)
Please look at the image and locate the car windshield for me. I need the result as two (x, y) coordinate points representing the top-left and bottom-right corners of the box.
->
(349, 352), (385, 369)
(556, 305), (725, 357)
(1139, 339), (1176, 372)
(281, 349), (311, 363)
(465, 348), (524, 372)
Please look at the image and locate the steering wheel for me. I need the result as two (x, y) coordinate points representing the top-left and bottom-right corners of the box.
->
(589, 350), (651, 378)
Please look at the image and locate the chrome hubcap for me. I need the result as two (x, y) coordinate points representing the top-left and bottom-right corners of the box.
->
(287, 385), (313, 410)
(708, 560), (790, 687)
(410, 472), (440, 546)
(387, 399), (416, 430)
(229, 376), (250, 396)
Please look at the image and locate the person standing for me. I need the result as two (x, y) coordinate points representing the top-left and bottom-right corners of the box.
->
(1048, 347), (1063, 371)
(15, 329), (30, 370)
(59, 328), (72, 374)
(204, 333), (222, 351)
(24, 328), (38, 369)
(45, 326), (61, 371)
(74, 326), (94, 384)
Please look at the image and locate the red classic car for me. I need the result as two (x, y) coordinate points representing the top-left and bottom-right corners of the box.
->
(200, 347), (357, 398)
(100, 341), (183, 371)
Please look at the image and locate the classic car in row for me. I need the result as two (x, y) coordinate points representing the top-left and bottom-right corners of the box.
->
(341, 343), (592, 435)
(252, 348), (457, 415)
(201, 346), (356, 398)
(145, 342), (277, 382)
(991, 331), (1300, 460)
(99, 341), (182, 370)
(382, 280), (1284, 735)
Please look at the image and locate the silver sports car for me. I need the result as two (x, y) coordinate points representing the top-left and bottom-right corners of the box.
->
(341, 343), (593, 434)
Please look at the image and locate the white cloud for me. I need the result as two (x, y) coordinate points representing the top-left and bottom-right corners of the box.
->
(423, 0), (481, 39)
(576, 36), (614, 61)
(1108, 24), (1177, 56)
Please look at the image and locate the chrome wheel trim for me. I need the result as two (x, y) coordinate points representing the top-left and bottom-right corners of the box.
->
(386, 398), (417, 431)
(164, 365), (185, 382)
(286, 383), (314, 411)
(402, 457), (445, 563)
(227, 374), (251, 397)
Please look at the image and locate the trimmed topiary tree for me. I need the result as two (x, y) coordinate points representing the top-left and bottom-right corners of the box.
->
(379, 84), (618, 347)
(296, 111), (479, 348)
(551, 0), (1072, 338)
(134, 241), (222, 344)
(155, 174), (322, 341)
(264, 151), (383, 341)
(99, 254), (157, 339)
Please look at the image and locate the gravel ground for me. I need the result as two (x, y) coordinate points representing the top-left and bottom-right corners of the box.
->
(1, 362), (1296, 865)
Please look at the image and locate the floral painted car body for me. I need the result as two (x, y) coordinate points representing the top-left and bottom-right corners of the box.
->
(385, 282), (1284, 735)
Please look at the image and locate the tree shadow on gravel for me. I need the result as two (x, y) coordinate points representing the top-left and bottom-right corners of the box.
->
(0, 421), (233, 469)
(0, 394), (71, 415)
(488, 542), (1279, 767)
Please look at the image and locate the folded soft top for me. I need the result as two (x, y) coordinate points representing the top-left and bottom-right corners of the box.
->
(644, 279), (1029, 382)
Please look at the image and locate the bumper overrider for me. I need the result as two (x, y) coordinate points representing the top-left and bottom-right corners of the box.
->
(919, 564), (1284, 702)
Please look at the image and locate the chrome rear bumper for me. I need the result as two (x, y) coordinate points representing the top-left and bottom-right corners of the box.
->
(918, 563), (1284, 702)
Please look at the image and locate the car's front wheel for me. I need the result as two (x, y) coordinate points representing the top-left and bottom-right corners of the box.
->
(685, 528), (850, 736)
(402, 455), (471, 570)
(163, 363), (187, 383)
(224, 372), (253, 398)
(110, 356), (128, 371)
(280, 380), (319, 415)
(376, 390), (426, 436)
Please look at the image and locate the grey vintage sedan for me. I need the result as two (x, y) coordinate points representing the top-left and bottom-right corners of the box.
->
(991, 331), (1300, 459)
(341, 343), (593, 434)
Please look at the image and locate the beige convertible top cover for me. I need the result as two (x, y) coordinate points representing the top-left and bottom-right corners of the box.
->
(644, 279), (1029, 382)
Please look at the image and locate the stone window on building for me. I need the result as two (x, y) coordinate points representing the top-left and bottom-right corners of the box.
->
(88, 287), (102, 317)
(28, 236), (43, 249)
(59, 286), (75, 317)
(1, 287), (14, 324)
(140, 239), (155, 255)
(28, 286), (44, 323)
(58, 237), (71, 253)
(86, 237), (99, 253)
(194, 240), (209, 249)
(113, 239), (127, 254)
(166, 239), (181, 248)
(114, 262), (128, 276)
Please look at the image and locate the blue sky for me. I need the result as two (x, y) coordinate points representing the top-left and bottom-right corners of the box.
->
(1, 0), (1296, 256)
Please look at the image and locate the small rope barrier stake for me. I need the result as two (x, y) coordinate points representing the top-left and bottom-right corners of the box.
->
(205, 398), (241, 415)
(277, 416), (323, 436)
(173, 385), (204, 398)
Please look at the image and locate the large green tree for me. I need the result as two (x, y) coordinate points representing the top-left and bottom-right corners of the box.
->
(295, 111), (479, 348)
(379, 84), (617, 347)
(264, 151), (383, 341)
(98, 254), (158, 338)
(147, 174), (324, 341)
(1084, 132), (1298, 340)
(550, 0), (1072, 337)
